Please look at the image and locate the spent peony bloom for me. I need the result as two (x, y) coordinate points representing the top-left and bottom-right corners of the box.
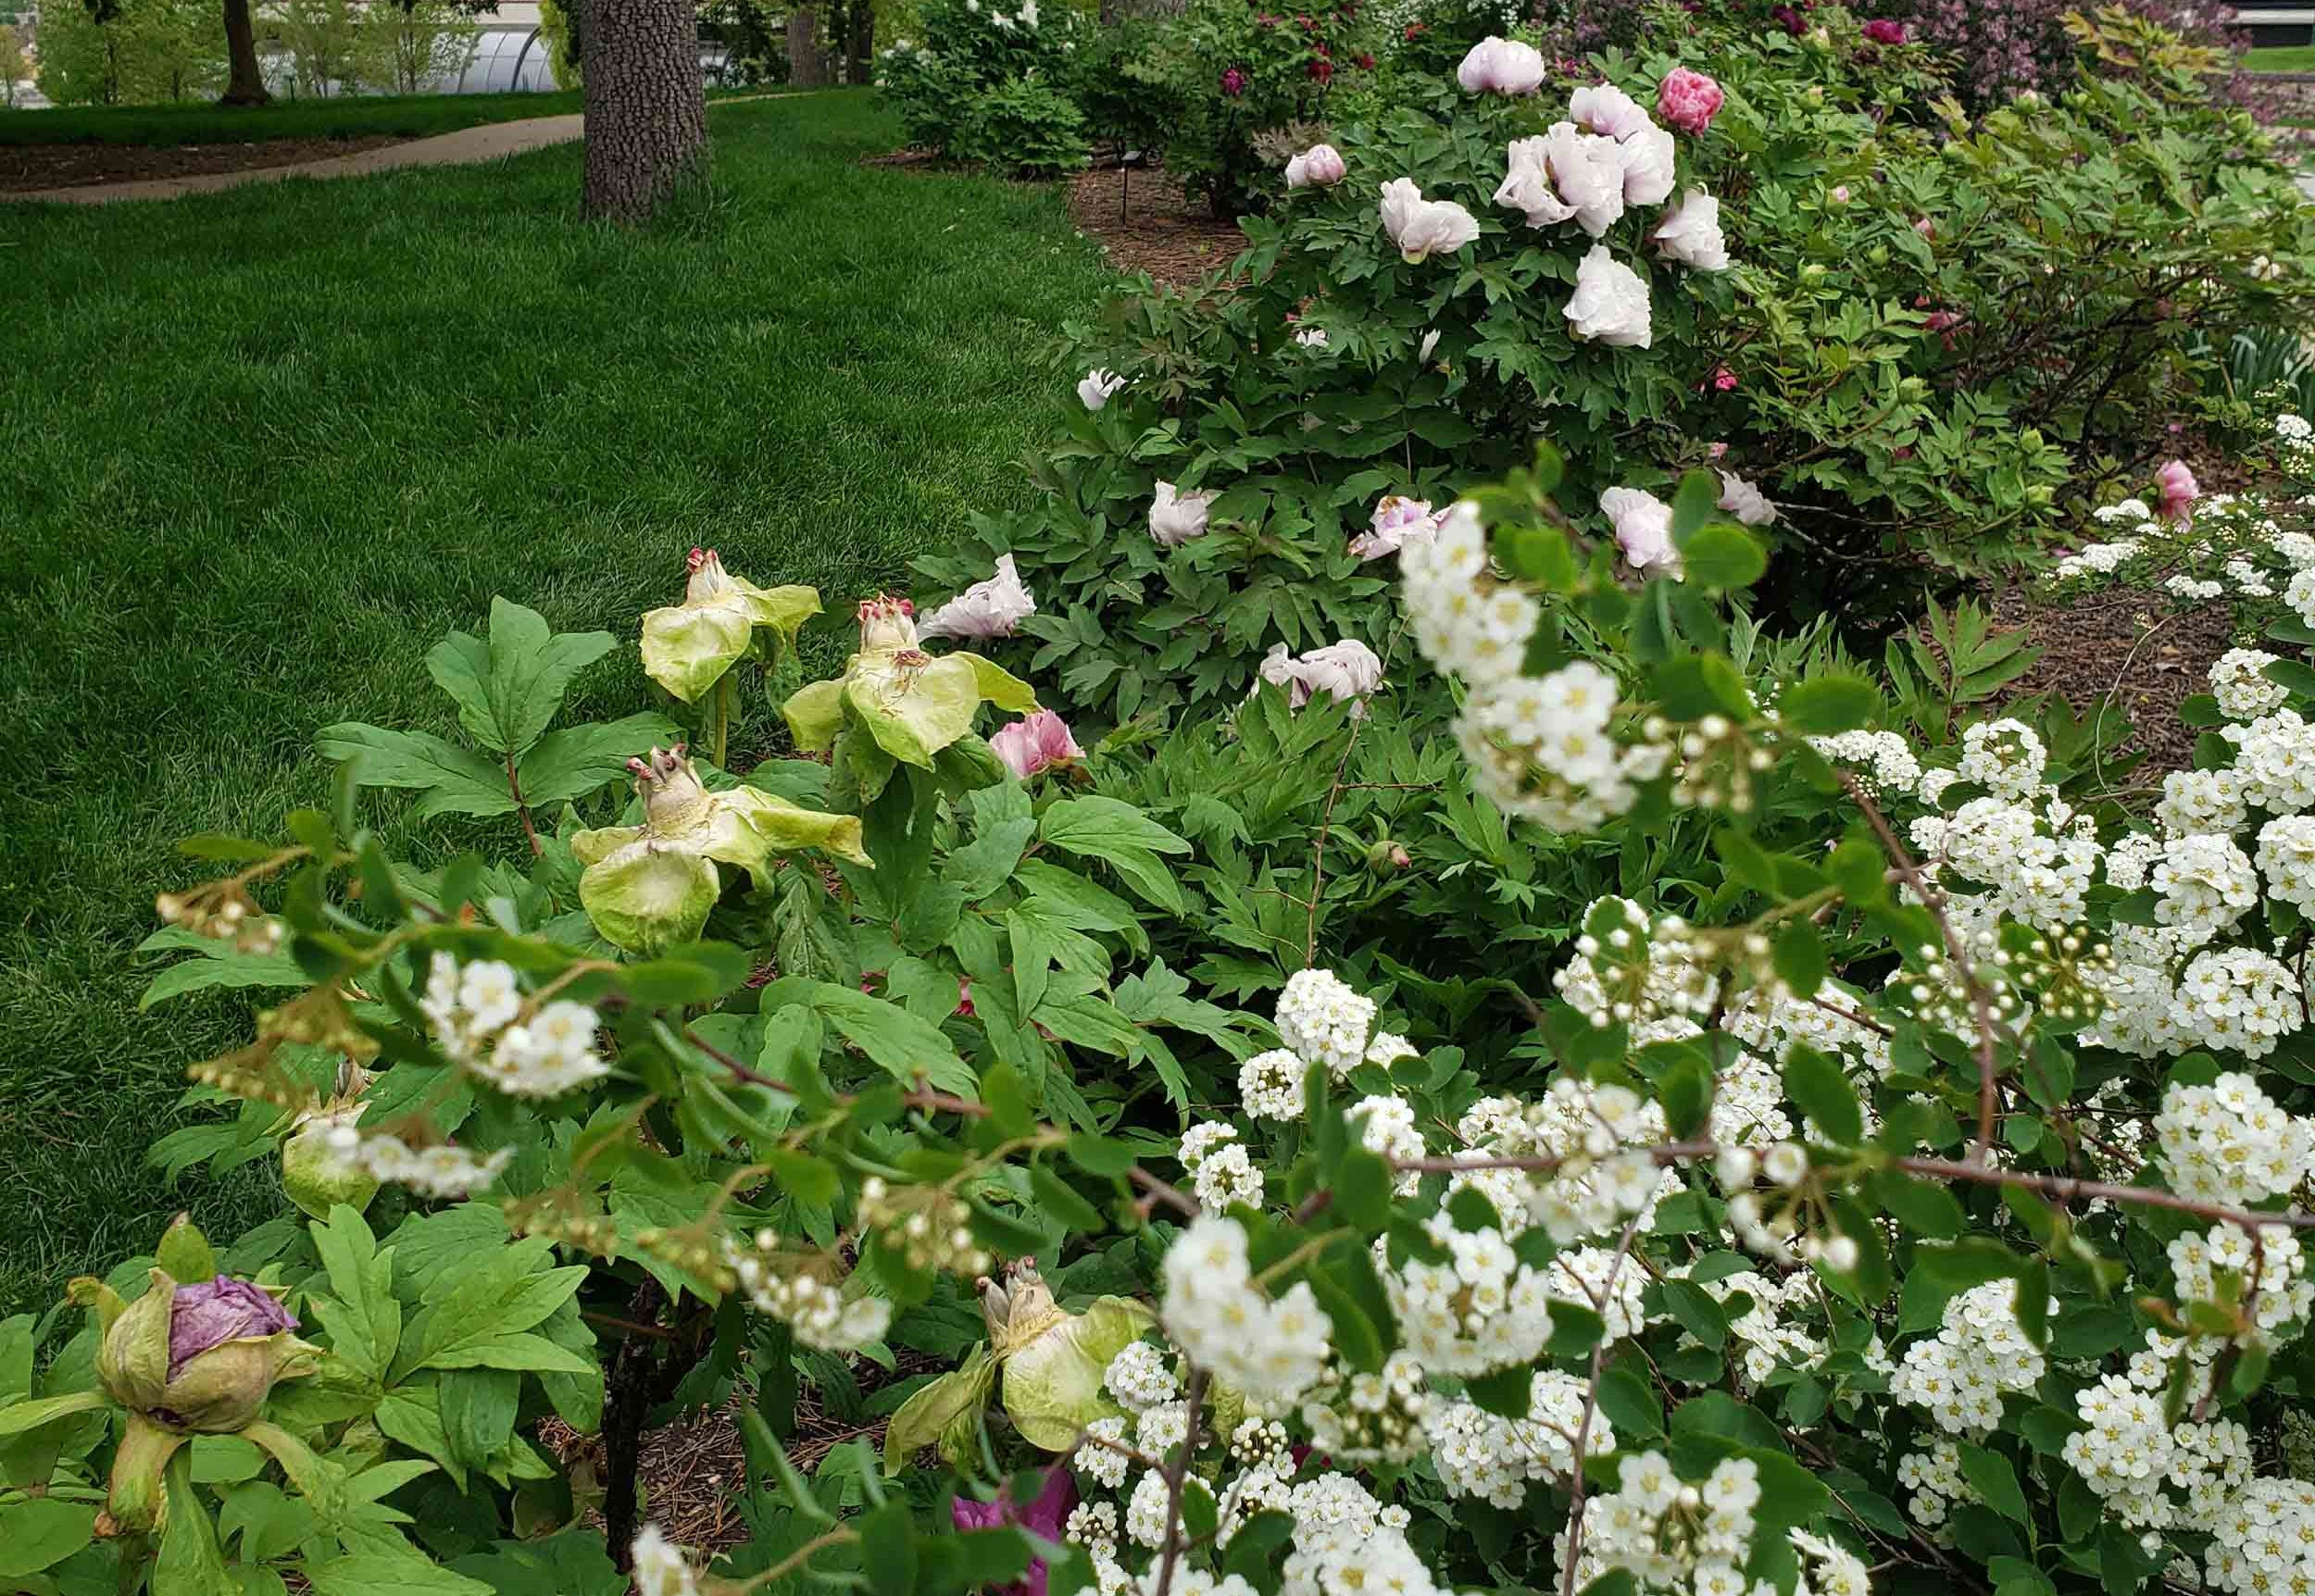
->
(1861, 18), (1907, 43)
(1718, 472), (1777, 526)
(98, 1269), (315, 1435)
(1600, 487), (1678, 573)
(918, 554), (1036, 642)
(640, 547), (820, 705)
(1150, 480), (1220, 546)
(1350, 494), (1445, 560)
(953, 1468), (1079, 1596)
(1652, 189), (1728, 271)
(992, 709), (1085, 779)
(1379, 178), (1481, 264)
(1077, 368), (1126, 410)
(572, 745), (869, 953)
(1457, 35), (1545, 94)
(1285, 143), (1347, 188)
(1656, 67), (1724, 134)
(784, 596), (1039, 771)
(2159, 459), (2201, 524)
(1564, 246), (1652, 347)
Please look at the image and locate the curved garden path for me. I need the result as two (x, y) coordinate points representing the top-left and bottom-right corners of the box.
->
(3, 91), (805, 206)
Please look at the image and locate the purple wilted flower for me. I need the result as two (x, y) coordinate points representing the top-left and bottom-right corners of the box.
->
(953, 1466), (1079, 1596)
(168, 1277), (296, 1379)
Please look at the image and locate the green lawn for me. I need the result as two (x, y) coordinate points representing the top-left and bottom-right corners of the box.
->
(0, 90), (587, 147)
(0, 91), (1112, 1312)
(2246, 44), (2315, 71)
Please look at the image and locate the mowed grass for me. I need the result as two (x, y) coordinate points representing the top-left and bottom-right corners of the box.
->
(0, 89), (586, 147)
(0, 91), (1112, 1311)
(2246, 44), (2315, 71)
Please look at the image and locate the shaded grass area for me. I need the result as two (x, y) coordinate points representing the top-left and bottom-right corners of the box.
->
(0, 92), (1109, 1312)
(0, 90), (587, 147)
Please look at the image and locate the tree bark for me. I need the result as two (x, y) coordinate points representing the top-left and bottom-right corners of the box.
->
(219, 0), (270, 105)
(582, 0), (708, 225)
(845, 0), (870, 84)
(784, 5), (822, 86)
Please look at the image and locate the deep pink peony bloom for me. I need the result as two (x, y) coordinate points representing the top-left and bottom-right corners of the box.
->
(992, 710), (1085, 779)
(1770, 5), (1804, 33)
(2158, 459), (2201, 523)
(1861, 19), (1907, 44)
(1656, 68), (1724, 135)
(953, 1468), (1078, 1596)
(1220, 65), (1247, 95)
(169, 1278), (297, 1380)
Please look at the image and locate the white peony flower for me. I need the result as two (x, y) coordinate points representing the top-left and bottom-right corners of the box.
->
(1077, 368), (1126, 410)
(1379, 178), (1481, 264)
(1717, 472), (1776, 526)
(1617, 120), (1677, 206)
(1457, 35), (1546, 94)
(1652, 188), (1727, 270)
(1285, 143), (1347, 188)
(1150, 480), (1219, 547)
(1564, 245), (1652, 347)
(1599, 487), (1678, 572)
(1570, 81), (1650, 139)
(1495, 135), (1577, 228)
(1532, 122), (1624, 236)
(917, 554), (1037, 641)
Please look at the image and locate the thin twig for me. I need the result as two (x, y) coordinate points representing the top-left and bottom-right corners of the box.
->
(506, 754), (544, 858)
(1558, 1215), (1646, 1596)
(1152, 1366), (1210, 1596)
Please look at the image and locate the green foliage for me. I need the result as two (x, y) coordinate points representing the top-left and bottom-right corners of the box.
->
(950, 72), (1091, 178)
(33, 0), (223, 106)
(877, 0), (1084, 164)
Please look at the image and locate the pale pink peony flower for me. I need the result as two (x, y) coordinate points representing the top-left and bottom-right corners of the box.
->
(1652, 189), (1728, 271)
(1717, 472), (1777, 526)
(1656, 68), (1723, 135)
(1503, 123), (1623, 236)
(1349, 494), (1444, 560)
(1285, 143), (1347, 188)
(1077, 368), (1126, 410)
(2158, 459), (2201, 523)
(1617, 120), (1677, 206)
(990, 710), (1085, 779)
(1456, 36), (1546, 95)
(1570, 81), (1650, 140)
(1564, 245), (1652, 347)
(1150, 480), (1219, 546)
(1829, 184), (1851, 204)
(1379, 178), (1481, 264)
(1600, 487), (1679, 573)
(917, 554), (1036, 642)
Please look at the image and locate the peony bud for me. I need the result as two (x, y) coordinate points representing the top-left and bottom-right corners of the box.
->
(1366, 839), (1412, 873)
(282, 1099), (378, 1220)
(2158, 459), (2200, 524)
(1860, 18), (1907, 43)
(1284, 142), (1347, 189)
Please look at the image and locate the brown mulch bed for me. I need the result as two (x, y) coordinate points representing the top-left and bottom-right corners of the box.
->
(0, 135), (410, 193)
(1068, 158), (1246, 286)
(1986, 585), (2236, 775)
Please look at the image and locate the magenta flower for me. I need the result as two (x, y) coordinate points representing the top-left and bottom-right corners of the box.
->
(1656, 68), (1724, 135)
(1861, 18), (1907, 44)
(2158, 459), (2201, 524)
(1770, 5), (1804, 33)
(991, 710), (1085, 779)
(953, 1467), (1078, 1596)
(1220, 65), (1248, 96)
(169, 1277), (297, 1380)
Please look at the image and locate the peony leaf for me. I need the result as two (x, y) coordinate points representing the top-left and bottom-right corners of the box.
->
(314, 724), (517, 819)
(424, 599), (617, 757)
(515, 713), (681, 807)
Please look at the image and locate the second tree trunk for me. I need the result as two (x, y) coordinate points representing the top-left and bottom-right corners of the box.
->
(582, 0), (709, 224)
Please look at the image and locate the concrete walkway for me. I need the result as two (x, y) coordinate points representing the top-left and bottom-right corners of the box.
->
(5, 92), (803, 206)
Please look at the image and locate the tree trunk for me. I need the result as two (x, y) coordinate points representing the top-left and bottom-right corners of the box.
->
(845, 0), (870, 85)
(784, 5), (822, 86)
(581, 0), (708, 224)
(219, 0), (270, 105)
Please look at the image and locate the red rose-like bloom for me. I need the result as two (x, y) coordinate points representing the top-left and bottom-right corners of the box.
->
(1308, 56), (1333, 82)
(1861, 18), (1906, 43)
(1770, 4), (1803, 32)
(1656, 67), (1724, 135)
(1402, 20), (1425, 38)
(1355, 52), (1375, 68)
(1220, 65), (1247, 95)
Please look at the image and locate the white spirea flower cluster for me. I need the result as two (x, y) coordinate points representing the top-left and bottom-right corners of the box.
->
(1106, 1340), (1179, 1414)
(720, 1233), (892, 1352)
(857, 1176), (991, 1276)
(1274, 968), (1378, 1079)
(1894, 1438), (1974, 1530)
(319, 1125), (512, 1199)
(1300, 1351), (1427, 1464)
(1402, 505), (1672, 829)
(2155, 1072), (2315, 1207)
(2207, 1478), (2315, 1596)
(1557, 1453), (1761, 1595)
(1888, 1278), (2048, 1435)
(1809, 729), (1922, 796)
(1160, 1217), (1333, 1403)
(2170, 1222), (2315, 1341)
(419, 953), (609, 1097)
(2213, 649), (2292, 720)
(1180, 1121), (1266, 1211)
(1424, 1367), (1609, 1507)
(1384, 1213), (1558, 1375)
(2063, 1371), (2253, 1528)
